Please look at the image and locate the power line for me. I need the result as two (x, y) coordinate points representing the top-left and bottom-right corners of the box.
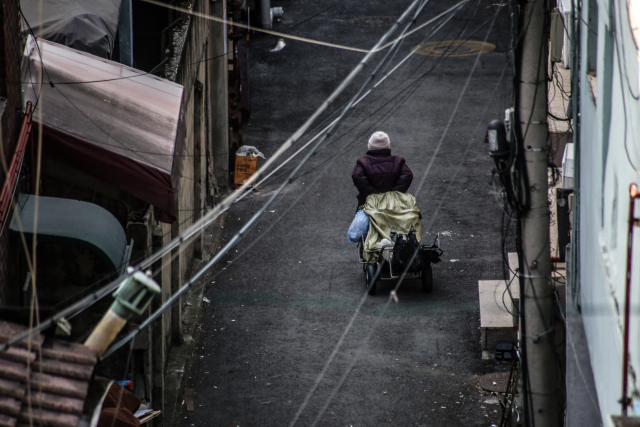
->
(301, 10), (504, 423)
(0, 0), (427, 353)
(106, 0), (503, 367)
(254, 5), (498, 194)
(34, 0), (468, 323)
(17, 0), (351, 87)
(234, 0), (469, 203)
(20, 1), (467, 184)
(14, 0), (469, 89)
(103, 0), (430, 361)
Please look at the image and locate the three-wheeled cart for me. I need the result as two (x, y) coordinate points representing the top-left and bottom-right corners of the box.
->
(359, 233), (443, 295)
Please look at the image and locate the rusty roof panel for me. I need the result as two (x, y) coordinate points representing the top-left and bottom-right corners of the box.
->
(0, 321), (96, 427)
(33, 359), (94, 381)
(0, 379), (25, 400)
(0, 322), (44, 351)
(26, 392), (84, 415)
(42, 341), (96, 366)
(0, 347), (35, 365)
(0, 397), (21, 416)
(29, 372), (90, 399)
(18, 407), (80, 427)
(0, 413), (16, 427)
(0, 360), (28, 383)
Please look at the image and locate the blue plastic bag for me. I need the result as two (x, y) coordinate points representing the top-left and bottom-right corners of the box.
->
(347, 210), (370, 243)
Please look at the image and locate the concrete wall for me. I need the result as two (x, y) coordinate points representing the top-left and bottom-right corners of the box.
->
(151, 0), (229, 419)
(574, 0), (640, 423)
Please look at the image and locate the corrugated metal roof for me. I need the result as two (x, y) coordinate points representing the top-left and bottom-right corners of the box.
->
(0, 321), (97, 427)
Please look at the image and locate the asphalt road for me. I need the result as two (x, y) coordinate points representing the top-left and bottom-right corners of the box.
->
(179, 0), (513, 425)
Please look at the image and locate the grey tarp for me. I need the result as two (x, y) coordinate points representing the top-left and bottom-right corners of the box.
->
(21, 0), (122, 58)
(10, 194), (129, 274)
(363, 192), (422, 262)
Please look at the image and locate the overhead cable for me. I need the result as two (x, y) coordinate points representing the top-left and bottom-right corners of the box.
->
(67, 0), (469, 317)
(14, 0), (459, 323)
(102, 0), (430, 360)
(0, 0), (426, 353)
(234, 0), (469, 204)
(296, 8), (505, 424)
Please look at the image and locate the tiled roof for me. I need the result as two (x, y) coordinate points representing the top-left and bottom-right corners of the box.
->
(0, 320), (97, 427)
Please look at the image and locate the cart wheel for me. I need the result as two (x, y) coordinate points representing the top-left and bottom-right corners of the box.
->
(422, 262), (433, 293)
(365, 264), (376, 295)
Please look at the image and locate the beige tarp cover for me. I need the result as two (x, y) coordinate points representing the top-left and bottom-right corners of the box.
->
(363, 192), (422, 262)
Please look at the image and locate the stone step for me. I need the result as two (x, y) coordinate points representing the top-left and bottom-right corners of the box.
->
(478, 280), (517, 351)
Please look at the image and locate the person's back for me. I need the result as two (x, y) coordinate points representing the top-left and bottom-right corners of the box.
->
(352, 131), (413, 208)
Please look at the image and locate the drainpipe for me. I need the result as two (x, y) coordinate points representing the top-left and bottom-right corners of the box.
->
(261, 0), (271, 29)
(0, 102), (33, 229)
(621, 183), (640, 415)
(85, 269), (160, 357)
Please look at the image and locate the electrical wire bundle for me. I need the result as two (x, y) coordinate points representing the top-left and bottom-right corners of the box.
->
(491, 1), (569, 425)
(4, 1), (524, 425)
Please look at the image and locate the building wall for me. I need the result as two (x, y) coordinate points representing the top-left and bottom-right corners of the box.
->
(151, 0), (228, 417)
(0, 0), (23, 304)
(576, 0), (640, 423)
(211, 0), (229, 189)
(0, 0), (22, 161)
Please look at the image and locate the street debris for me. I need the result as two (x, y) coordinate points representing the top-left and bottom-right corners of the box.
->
(270, 38), (286, 52)
(203, 297), (211, 303)
(185, 388), (195, 412)
(484, 396), (500, 405)
(271, 6), (284, 18)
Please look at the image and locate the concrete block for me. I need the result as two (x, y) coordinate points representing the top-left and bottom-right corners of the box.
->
(479, 280), (517, 351)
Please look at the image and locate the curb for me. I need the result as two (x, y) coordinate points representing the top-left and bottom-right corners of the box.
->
(163, 211), (227, 427)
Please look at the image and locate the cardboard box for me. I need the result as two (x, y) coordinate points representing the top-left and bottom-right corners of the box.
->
(234, 155), (259, 186)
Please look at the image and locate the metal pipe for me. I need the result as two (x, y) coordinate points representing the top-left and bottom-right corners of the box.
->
(621, 183), (640, 415)
(0, 102), (33, 229)
(261, 0), (271, 29)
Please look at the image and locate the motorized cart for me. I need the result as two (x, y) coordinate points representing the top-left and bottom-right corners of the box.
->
(360, 233), (442, 295)
(357, 192), (443, 295)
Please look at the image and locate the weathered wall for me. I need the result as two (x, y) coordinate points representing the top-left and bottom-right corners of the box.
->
(0, 0), (22, 161)
(211, 0), (229, 189)
(152, 0), (229, 419)
(575, 0), (640, 423)
(0, 0), (24, 304)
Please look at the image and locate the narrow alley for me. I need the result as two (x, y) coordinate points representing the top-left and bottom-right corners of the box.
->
(180, 1), (512, 425)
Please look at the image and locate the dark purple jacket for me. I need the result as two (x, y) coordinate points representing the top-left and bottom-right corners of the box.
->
(352, 148), (413, 207)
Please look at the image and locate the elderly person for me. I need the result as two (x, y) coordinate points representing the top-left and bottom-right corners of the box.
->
(352, 131), (413, 209)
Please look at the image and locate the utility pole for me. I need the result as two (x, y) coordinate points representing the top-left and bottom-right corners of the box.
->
(518, 0), (560, 425)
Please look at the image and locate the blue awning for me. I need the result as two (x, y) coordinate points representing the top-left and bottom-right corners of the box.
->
(10, 195), (130, 274)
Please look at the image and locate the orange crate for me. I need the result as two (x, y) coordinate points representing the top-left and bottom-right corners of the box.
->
(234, 155), (259, 186)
